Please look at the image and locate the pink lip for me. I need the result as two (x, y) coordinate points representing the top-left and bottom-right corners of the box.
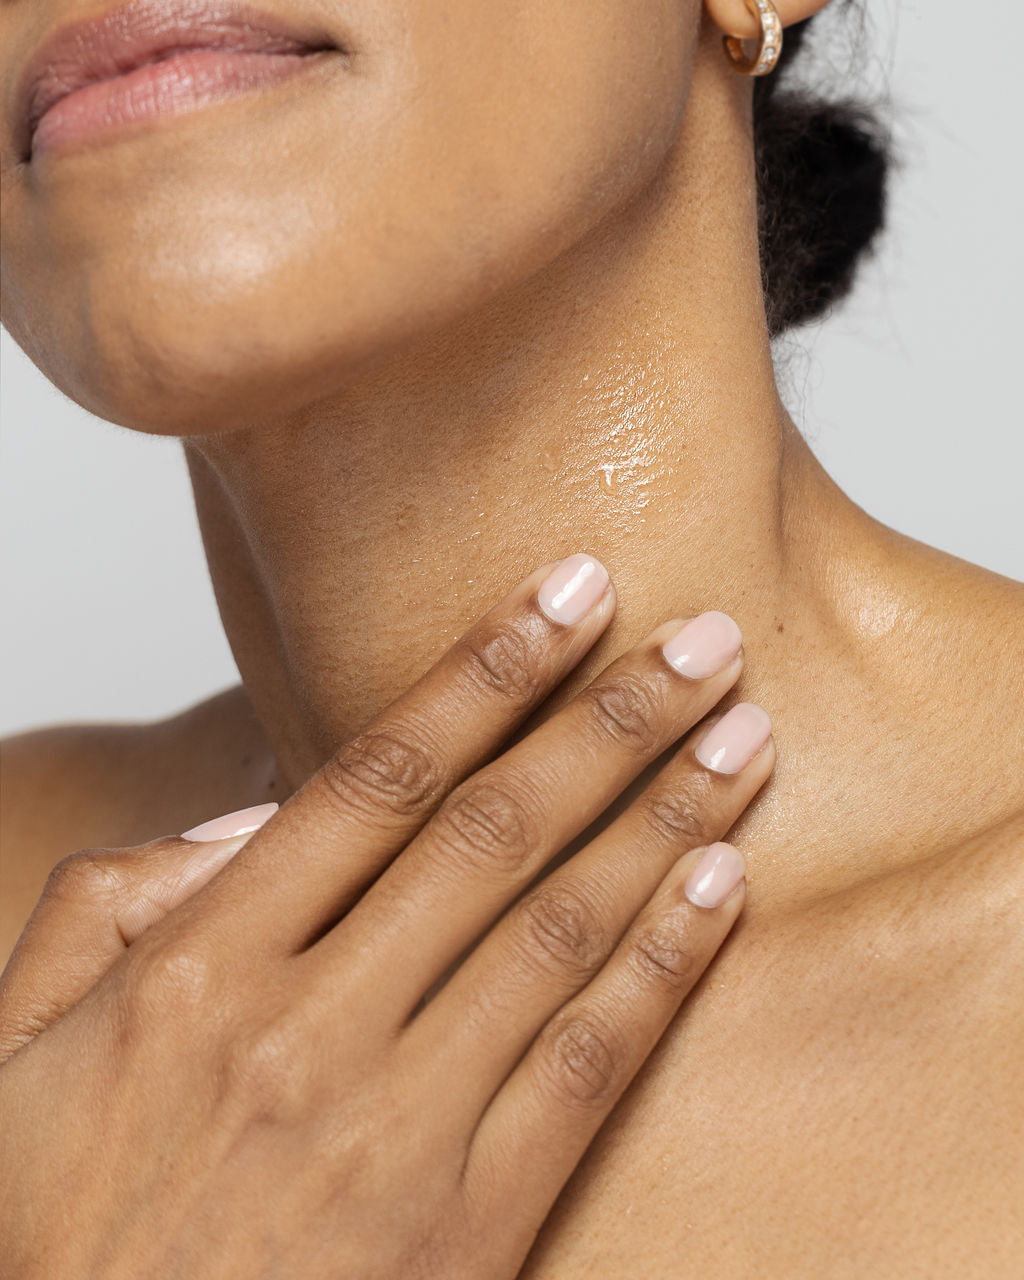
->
(16, 0), (340, 160)
(31, 47), (333, 156)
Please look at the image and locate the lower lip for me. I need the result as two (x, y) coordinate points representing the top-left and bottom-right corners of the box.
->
(30, 47), (332, 158)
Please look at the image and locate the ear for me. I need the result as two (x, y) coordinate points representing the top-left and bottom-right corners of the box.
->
(705, 0), (831, 41)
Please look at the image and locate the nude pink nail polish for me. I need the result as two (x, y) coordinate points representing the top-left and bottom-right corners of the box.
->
(695, 703), (772, 775)
(662, 611), (743, 678)
(537, 554), (610, 625)
(684, 842), (746, 908)
(181, 802), (279, 842)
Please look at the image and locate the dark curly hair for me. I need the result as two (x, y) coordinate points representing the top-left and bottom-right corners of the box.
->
(753, 8), (889, 336)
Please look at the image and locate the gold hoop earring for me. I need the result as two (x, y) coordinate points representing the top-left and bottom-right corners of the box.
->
(723, 0), (784, 76)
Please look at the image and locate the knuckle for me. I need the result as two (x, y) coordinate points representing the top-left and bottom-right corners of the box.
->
(121, 933), (219, 1024)
(218, 1012), (315, 1123)
(631, 924), (699, 990)
(431, 775), (540, 876)
(320, 727), (440, 819)
(516, 880), (608, 980)
(644, 777), (712, 846)
(43, 848), (124, 904)
(460, 619), (543, 702)
(543, 1012), (622, 1108)
(579, 673), (662, 754)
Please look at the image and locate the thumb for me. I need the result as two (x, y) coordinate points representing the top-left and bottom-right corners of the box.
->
(0, 803), (277, 1062)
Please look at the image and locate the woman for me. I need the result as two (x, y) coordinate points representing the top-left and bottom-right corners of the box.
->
(1, 0), (1021, 1273)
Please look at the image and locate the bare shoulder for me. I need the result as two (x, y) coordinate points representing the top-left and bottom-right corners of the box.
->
(0, 685), (278, 962)
(524, 811), (1024, 1280)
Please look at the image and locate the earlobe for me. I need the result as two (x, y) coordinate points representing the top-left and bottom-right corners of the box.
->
(705, 0), (832, 42)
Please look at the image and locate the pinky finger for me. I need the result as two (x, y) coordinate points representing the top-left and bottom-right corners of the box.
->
(461, 842), (746, 1252)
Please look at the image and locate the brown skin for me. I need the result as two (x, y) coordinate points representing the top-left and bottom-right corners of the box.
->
(0, 568), (774, 1278)
(1, 0), (1023, 1273)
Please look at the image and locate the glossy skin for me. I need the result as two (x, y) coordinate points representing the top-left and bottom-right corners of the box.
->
(2, 0), (1023, 1274)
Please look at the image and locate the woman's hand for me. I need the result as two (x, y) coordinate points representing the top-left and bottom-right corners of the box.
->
(0, 554), (775, 1280)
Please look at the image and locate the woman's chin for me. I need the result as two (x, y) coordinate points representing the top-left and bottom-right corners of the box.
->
(51, 352), (348, 439)
(12, 239), (557, 436)
(19, 300), (471, 434)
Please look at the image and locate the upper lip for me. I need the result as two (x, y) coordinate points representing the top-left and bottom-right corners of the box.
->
(16, 0), (338, 158)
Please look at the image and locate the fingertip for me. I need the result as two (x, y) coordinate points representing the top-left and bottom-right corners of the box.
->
(694, 703), (773, 776)
(180, 802), (279, 843)
(681, 841), (747, 910)
(536, 553), (613, 627)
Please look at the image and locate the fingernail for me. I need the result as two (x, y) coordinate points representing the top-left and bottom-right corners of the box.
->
(684, 842), (746, 908)
(537, 554), (610, 625)
(695, 703), (772, 775)
(181, 802), (279, 842)
(662, 611), (742, 678)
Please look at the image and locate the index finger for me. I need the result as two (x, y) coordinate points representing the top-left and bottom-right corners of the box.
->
(186, 554), (616, 954)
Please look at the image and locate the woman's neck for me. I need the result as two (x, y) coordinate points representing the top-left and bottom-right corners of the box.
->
(187, 371), (814, 774)
(180, 57), (1021, 912)
(184, 55), (792, 766)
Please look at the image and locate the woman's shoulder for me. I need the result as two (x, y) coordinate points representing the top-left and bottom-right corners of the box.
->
(524, 811), (1024, 1280)
(0, 685), (276, 960)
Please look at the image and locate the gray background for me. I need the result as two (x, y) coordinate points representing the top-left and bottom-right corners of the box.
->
(2, 0), (1021, 738)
